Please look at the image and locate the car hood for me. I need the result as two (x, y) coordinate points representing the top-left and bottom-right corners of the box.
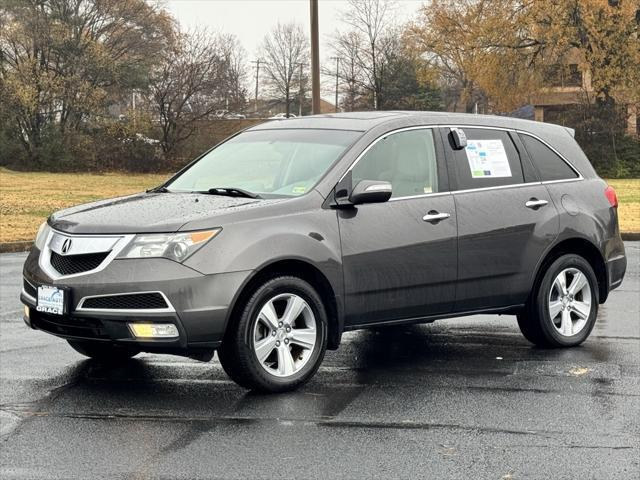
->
(49, 192), (280, 234)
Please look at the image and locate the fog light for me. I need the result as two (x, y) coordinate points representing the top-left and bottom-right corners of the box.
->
(24, 306), (30, 318)
(128, 323), (179, 339)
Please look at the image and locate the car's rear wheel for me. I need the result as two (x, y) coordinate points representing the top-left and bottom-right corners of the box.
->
(517, 254), (598, 347)
(218, 276), (328, 392)
(67, 340), (140, 361)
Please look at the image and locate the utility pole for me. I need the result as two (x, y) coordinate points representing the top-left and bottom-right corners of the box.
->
(251, 59), (261, 114)
(310, 0), (320, 114)
(298, 63), (304, 117)
(330, 57), (340, 112)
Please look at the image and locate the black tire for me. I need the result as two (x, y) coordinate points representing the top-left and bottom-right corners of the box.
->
(217, 276), (328, 393)
(517, 254), (599, 347)
(67, 340), (140, 361)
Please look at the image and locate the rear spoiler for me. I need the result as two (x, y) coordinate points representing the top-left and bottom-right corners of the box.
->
(564, 126), (576, 137)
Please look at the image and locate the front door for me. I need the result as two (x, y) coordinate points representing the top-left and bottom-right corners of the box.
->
(338, 127), (458, 326)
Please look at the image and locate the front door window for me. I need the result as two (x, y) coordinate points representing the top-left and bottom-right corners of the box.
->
(352, 129), (439, 198)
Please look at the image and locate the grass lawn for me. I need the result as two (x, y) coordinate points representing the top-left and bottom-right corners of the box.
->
(0, 169), (168, 243)
(0, 169), (638, 243)
(607, 179), (640, 233)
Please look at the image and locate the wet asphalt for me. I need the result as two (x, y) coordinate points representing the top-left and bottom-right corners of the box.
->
(0, 244), (638, 479)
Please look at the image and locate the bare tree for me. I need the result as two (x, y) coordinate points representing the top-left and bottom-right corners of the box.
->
(149, 29), (224, 156)
(338, 0), (397, 109)
(219, 33), (248, 112)
(260, 22), (309, 117)
(330, 31), (368, 111)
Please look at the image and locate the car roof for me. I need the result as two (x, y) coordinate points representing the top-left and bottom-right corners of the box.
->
(248, 111), (574, 137)
(250, 111), (407, 131)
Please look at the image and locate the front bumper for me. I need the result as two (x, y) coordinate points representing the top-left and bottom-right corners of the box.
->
(21, 248), (251, 351)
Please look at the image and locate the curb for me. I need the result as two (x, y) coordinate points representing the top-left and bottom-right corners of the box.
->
(1, 233), (639, 254)
(0, 241), (32, 253)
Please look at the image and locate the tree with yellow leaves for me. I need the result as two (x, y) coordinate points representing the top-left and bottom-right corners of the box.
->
(0, 0), (174, 165)
(409, 0), (639, 112)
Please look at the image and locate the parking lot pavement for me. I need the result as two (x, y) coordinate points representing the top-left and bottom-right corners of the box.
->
(1, 243), (638, 479)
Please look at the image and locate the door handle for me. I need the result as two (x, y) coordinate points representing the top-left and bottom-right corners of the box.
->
(423, 211), (451, 223)
(525, 198), (549, 209)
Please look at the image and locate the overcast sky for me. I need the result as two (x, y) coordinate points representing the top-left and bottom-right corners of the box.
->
(164, 0), (425, 101)
(165, 0), (424, 57)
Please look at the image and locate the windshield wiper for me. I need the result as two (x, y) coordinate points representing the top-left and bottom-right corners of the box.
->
(147, 186), (170, 193)
(205, 187), (262, 199)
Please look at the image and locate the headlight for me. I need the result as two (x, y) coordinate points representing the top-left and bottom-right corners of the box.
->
(34, 222), (51, 250)
(118, 229), (221, 262)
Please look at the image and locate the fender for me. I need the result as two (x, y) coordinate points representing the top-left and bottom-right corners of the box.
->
(526, 232), (608, 304)
(183, 204), (345, 341)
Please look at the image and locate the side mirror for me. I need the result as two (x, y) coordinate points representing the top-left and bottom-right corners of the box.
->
(450, 128), (467, 150)
(349, 180), (392, 205)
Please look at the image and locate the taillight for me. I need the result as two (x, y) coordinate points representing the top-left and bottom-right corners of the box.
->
(604, 185), (618, 208)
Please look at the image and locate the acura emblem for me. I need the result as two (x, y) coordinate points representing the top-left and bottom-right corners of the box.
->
(61, 238), (72, 254)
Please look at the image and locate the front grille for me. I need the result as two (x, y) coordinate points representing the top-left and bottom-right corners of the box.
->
(23, 279), (37, 298)
(50, 251), (109, 275)
(81, 293), (169, 310)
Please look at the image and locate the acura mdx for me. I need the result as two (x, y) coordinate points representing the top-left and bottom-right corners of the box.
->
(21, 112), (627, 392)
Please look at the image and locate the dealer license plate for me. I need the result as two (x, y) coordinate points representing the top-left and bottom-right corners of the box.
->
(36, 285), (65, 315)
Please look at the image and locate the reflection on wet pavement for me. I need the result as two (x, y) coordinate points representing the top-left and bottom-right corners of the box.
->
(0, 245), (638, 479)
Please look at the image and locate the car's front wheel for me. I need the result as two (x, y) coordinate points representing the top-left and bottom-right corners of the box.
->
(218, 276), (328, 392)
(67, 340), (140, 361)
(517, 254), (598, 347)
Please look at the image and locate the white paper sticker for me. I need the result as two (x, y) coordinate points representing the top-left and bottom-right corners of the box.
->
(465, 139), (512, 178)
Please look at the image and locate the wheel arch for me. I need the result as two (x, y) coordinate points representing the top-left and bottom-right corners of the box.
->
(530, 237), (608, 304)
(223, 258), (343, 350)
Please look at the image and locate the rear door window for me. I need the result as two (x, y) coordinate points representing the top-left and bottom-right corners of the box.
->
(448, 128), (525, 190)
(519, 133), (578, 181)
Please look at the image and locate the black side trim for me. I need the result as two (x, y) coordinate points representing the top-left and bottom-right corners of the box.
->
(344, 304), (526, 331)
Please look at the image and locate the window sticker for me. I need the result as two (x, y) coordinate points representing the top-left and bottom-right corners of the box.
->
(465, 139), (512, 178)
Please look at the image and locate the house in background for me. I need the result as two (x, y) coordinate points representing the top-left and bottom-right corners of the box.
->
(531, 49), (638, 137)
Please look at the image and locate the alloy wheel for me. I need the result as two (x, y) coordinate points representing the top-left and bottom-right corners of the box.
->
(252, 293), (317, 377)
(548, 267), (592, 337)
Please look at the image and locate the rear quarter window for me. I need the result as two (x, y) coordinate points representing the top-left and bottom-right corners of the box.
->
(519, 133), (578, 181)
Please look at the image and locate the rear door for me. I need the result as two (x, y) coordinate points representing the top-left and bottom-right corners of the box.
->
(443, 127), (559, 311)
(338, 127), (457, 326)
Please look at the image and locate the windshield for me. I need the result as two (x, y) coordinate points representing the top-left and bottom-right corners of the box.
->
(166, 129), (360, 197)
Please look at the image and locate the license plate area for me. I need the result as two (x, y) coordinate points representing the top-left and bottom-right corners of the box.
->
(36, 285), (68, 315)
